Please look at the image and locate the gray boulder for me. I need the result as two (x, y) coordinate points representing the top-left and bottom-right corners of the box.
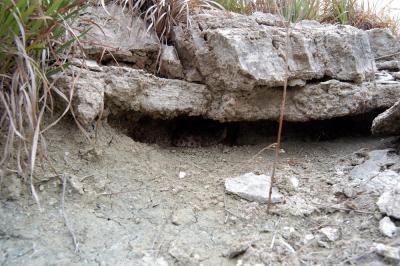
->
(173, 10), (376, 90)
(367, 28), (400, 60)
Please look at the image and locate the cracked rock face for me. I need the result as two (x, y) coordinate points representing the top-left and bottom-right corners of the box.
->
(76, 5), (160, 72)
(53, 65), (209, 124)
(173, 11), (376, 90)
(53, 65), (400, 125)
(372, 100), (400, 136)
(58, 7), (400, 125)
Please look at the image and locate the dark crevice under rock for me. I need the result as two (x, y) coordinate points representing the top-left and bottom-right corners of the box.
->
(109, 111), (382, 147)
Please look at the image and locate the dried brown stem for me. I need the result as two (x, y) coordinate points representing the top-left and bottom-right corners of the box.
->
(267, 6), (290, 213)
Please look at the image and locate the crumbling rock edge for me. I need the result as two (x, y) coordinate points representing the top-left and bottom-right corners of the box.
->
(59, 6), (400, 128)
(53, 65), (400, 124)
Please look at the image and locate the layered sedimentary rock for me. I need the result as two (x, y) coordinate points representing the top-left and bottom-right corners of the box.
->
(53, 65), (400, 124)
(58, 7), (400, 125)
(173, 11), (376, 90)
(77, 5), (160, 72)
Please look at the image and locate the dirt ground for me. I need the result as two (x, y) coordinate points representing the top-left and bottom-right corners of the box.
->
(0, 117), (399, 265)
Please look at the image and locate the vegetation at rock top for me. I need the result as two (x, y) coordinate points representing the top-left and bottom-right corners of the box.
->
(215, 0), (398, 29)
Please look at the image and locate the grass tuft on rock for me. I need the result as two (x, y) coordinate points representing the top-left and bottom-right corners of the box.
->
(215, 0), (399, 31)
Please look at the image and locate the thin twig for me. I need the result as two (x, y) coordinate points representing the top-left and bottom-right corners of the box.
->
(267, 11), (291, 213)
(249, 143), (277, 162)
(61, 174), (80, 252)
(312, 202), (375, 214)
(340, 250), (374, 265)
(270, 218), (281, 249)
(375, 51), (400, 60)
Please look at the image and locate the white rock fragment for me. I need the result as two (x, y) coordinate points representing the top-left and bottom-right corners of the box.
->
(178, 171), (186, 179)
(225, 172), (284, 204)
(67, 174), (85, 195)
(375, 71), (395, 83)
(350, 149), (399, 182)
(303, 234), (315, 244)
(366, 170), (400, 194)
(288, 176), (299, 191)
(319, 227), (341, 242)
(374, 243), (400, 261)
(379, 217), (397, 238)
(377, 183), (400, 219)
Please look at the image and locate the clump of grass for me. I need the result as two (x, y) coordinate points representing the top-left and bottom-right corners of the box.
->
(215, 0), (398, 31)
(250, 0), (320, 22)
(321, 0), (398, 31)
(0, 0), (87, 207)
(108, 0), (222, 42)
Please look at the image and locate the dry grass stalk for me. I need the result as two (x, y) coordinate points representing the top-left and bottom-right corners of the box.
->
(0, 0), (88, 208)
(216, 0), (398, 32)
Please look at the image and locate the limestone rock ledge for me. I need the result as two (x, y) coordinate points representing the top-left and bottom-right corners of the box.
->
(53, 65), (400, 124)
(172, 11), (376, 90)
(61, 7), (400, 125)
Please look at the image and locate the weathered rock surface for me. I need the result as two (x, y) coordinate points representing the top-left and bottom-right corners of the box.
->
(53, 64), (105, 125)
(173, 11), (375, 90)
(350, 149), (400, 194)
(372, 99), (400, 136)
(54, 66), (400, 124)
(377, 183), (400, 219)
(56, 8), (400, 124)
(207, 79), (400, 122)
(53, 66), (209, 124)
(171, 208), (197, 226)
(77, 5), (160, 71)
(159, 45), (184, 79)
(224, 172), (284, 204)
(374, 243), (400, 262)
(367, 28), (400, 60)
(379, 217), (397, 238)
(0, 171), (22, 201)
(319, 227), (341, 242)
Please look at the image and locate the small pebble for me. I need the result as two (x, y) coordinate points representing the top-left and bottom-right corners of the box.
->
(178, 171), (186, 179)
(379, 216), (397, 238)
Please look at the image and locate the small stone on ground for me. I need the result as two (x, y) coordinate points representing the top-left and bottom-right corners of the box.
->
(374, 243), (400, 261)
(319, 227), (341, 242)
(225, 172), (284, 204)
(377, 183), (400, 219)
(379, 216), (397, 238)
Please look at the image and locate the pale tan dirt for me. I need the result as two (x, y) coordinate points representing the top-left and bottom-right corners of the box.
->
(0, 118), (397, 265)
